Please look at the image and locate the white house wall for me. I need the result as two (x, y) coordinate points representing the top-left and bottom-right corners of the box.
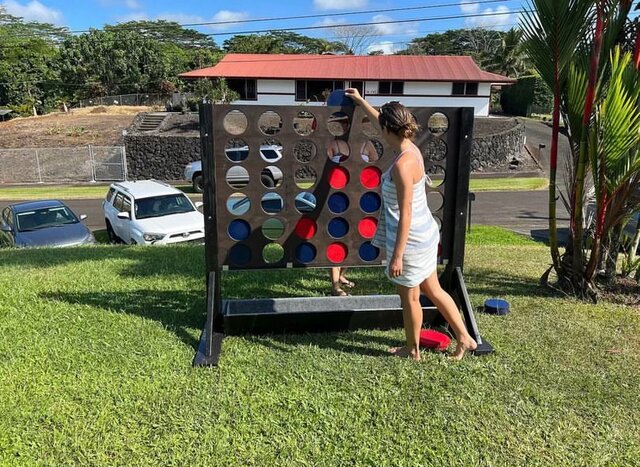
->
(233, 79), (492, 116)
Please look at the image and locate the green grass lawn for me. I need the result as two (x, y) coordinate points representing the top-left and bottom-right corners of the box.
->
(0, 178), (547, 201)
(0, 184), (198, 200)
(1, 227), (639, 466)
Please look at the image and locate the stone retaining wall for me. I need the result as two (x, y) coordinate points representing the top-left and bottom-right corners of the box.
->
(124, 113), (528, 180)
(471, 118), (528, 172)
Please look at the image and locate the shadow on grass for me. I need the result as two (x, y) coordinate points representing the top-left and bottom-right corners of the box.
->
(466, 267), (558, 299)
(42, 289), (205, 350)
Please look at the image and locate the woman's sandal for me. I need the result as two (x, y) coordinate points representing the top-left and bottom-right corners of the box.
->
(339, 278), (356, 289)
(331, 282), (349, 296)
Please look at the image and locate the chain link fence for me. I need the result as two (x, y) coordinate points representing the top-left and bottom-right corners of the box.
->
(75, 93), (166, 108)
(0, 146), (127, 184)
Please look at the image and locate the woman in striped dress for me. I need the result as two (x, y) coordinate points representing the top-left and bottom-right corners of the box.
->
(345, 89), (477, 361)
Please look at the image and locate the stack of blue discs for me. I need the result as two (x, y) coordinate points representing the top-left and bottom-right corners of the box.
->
(483, 298), (510, 315)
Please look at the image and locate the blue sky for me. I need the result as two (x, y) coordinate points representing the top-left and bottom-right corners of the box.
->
(2, 0), (528, 52)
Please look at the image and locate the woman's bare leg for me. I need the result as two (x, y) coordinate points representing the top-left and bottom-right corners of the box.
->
(389, 284), (422, 361)
(419, 271), (477, 360)
(330, 267), (347, 296)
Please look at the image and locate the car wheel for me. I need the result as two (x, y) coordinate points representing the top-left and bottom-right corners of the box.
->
(105, 220), (120, 244)
(193, 174), (204, 193)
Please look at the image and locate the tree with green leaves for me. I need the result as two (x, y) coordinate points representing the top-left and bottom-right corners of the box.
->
(223, 31), (348, 54)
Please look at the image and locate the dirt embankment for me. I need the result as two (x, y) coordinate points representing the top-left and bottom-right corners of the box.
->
(0, 106), (158, 148)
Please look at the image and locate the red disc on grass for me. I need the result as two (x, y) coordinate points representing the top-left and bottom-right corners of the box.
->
(419, 329), (451, 351)
(328, 166), (350, 189)
(358, 217), (378, 239)
(294, 217), (317, 239)
(360, 166), (381, 189)
(326, 242), (348, 263)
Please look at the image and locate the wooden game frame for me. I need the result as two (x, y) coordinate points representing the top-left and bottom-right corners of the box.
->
(194, 103), (493, 366)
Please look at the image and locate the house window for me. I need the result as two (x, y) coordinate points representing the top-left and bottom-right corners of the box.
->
(227, 79), (257, 100)
(452, 82), (479, 96)
(350, 81), (364, 95)
(378, 81), (404, 95)
(295, 80), (345, 102)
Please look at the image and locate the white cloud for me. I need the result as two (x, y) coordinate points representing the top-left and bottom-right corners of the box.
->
(465, 5), (513, 29)
(371, 14), (418, 37)
(315, 17), (346, 28)
(314, 0), (367, 11)
(367, 41), (396, 55)
(459, 1), (480, 14)
(98, 0), (142, 8)
(116, 9), (248, 30)
(1, 0), (63, 24)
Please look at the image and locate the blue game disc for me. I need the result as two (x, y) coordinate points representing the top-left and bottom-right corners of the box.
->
(295, 242), (317, 264)
(328, 192), (349, 214)
(328, 217), (349, 238)
(326, 89), (354, 106)
(360, 192), (381, 213)
(229, 244), (251, 266)
(359, 242), (380, 262)
(483, 298), (510, 315)
(227, 219), (251, 241)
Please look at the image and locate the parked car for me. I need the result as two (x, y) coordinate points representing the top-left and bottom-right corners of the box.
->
(184, 144), (283, 193)
(0, 200), (95, 248)
(103, 180), (204, 245)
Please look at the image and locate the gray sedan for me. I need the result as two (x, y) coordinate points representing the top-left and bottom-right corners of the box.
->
(0, 200), (96, 248)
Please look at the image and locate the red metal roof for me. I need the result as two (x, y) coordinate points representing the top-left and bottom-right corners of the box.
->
(180, 53), (515, 83)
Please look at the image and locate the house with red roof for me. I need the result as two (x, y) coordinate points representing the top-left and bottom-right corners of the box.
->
(180, 53), (515, 116)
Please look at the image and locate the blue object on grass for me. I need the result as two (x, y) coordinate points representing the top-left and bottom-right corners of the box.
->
(483, 298), (510, 315)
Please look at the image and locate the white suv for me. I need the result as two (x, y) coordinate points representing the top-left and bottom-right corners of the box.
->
(103, 180), (205, 245)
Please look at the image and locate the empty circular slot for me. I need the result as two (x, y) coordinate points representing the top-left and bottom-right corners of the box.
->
(360, 192), (381, 213)
(327, 112), (350, 136)
(226, 193), (250, 215)
(423, 139), (447, 162)
(426, 165), (445, 187)
(326, 242), (348, 263)
(295, 166), (317, 189)
(326, 139), (350, 163)
(262, 218), (284, 240)
(328, 217), (349, 238)
(224, 139), (249, 162)
(328, 166), (350, 189)
(294, 140), (317, 163)
(359, 242), (380, 262)
(261, 166), (283, 188)
(223, 110), (248, 135)
(260, 140), (283, 163)
(328, 192), (349, 214)
(229, 244), (251, 266)
(226, 166), (249, 189)
(295, 242), (317, 264)
(358, 217), (378, 239)
(361, 140), (383, 163)
(228, 219), (251, 241)
(258, 110), (283, 135)
(360, 167), (381, 189)
(361, 116), (379, 138)
(261, 192), (284, 214)
(427, 191), (444, 212)
(294, 217), (318, 240)
(263, 243), (284, 264)
(293, 111), (317, 136)
(427, 112), (449, 135)
(295, 192), (317, 213)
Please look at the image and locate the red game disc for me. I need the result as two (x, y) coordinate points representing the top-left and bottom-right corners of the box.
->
(358, 217), (378, 239)
(360, 166), (381, 189)
(328, 166), (350, 189)
(294, 217), (317, 239)
(326, 242), (348, 263)
(419, 329), (451, 351)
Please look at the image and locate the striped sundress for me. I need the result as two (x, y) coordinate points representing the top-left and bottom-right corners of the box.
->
(372, 144), (440, 287)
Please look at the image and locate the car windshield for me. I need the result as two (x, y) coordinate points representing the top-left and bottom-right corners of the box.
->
(16, 206), (78, 232)
(134, 194), (195, 219)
